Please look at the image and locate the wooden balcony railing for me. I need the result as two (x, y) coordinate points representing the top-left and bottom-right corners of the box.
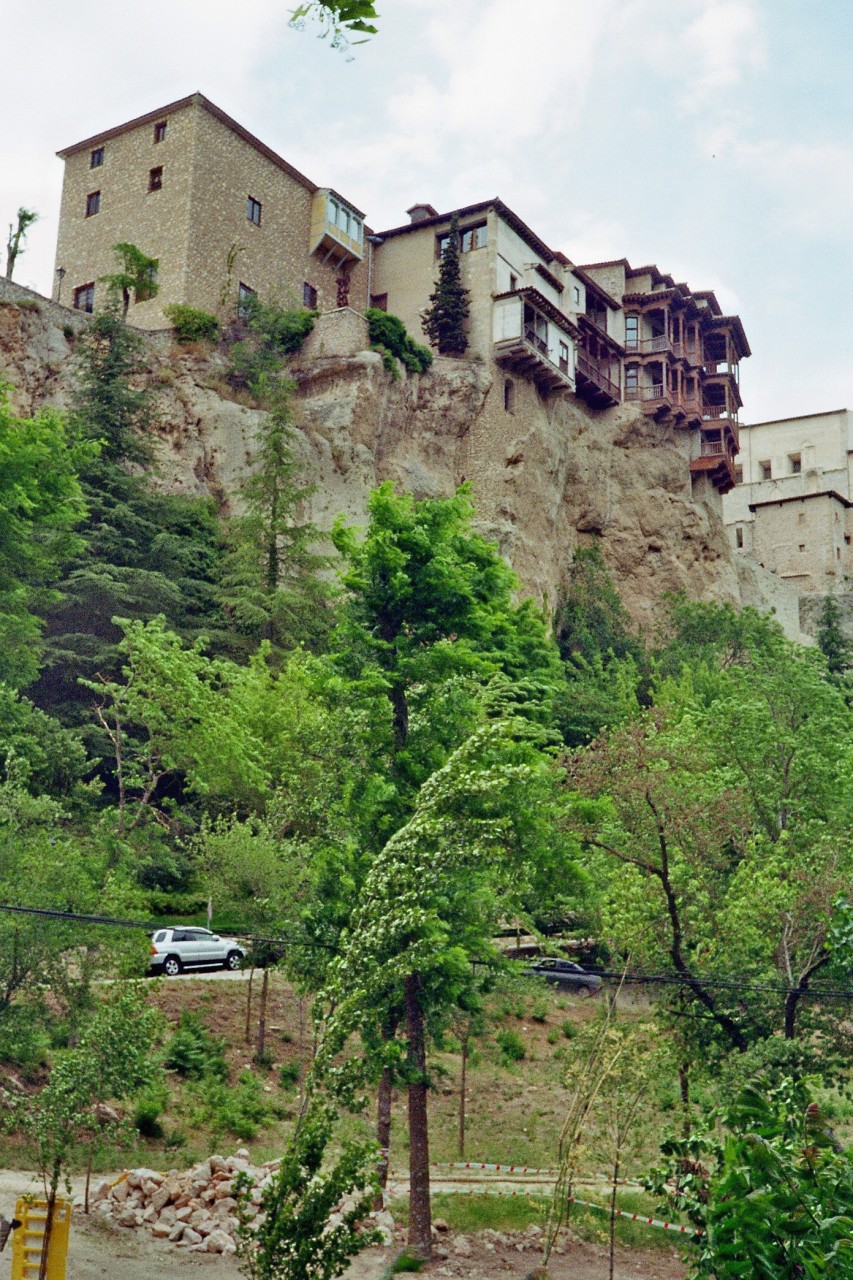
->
(576, 351), (620, 400)
(626, 384), (669, 403)
(625, 335), (672, 355)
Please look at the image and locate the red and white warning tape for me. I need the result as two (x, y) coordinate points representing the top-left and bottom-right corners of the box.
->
(568, 1195), (703, 1238)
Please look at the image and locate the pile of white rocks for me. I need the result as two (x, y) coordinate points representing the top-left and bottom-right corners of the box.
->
(85, 1150), (266, 1253)
(85, 1148), (395, 1255)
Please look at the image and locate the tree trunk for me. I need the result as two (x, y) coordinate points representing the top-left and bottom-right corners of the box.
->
(374, 1066), (393, 1211)
(255, 967), (269, 1062)
(84, 1145), (94, 1214)
(679, 1062), (691, 1138)
(245, 967), (254, 1044)
(458, 1019), (469, 1159)
(608, 1150), (620, 1280)
(404, 972), (432, 1260)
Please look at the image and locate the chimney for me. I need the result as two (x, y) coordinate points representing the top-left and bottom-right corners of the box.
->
(407, 203), (439, 224)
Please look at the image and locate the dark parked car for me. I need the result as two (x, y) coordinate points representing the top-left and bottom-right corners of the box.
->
(523, 957), (602, 998)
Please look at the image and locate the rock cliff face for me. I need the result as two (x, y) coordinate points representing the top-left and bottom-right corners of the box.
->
(0, 288), (802, 638)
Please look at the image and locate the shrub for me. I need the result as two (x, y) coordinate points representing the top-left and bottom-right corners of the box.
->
(134, 1090), (166, 1138)
(562, 1020), (577, 1039)
(164, 1011), (228, 1079)
(228, 297), (316, 396)
(190, 1070), (273, 1140)
(365, 309), (433, 376)
(163, 303), (220, 343)
(279, 1062), (300, 1089)
(496, 1029), (526, 1063)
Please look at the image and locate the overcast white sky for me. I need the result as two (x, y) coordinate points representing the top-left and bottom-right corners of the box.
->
(3, 0), (851, 422)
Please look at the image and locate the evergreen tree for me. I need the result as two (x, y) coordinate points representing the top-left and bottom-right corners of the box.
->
(218, 382), (335, 658)
(816, 593), (851, 677)
(421, 212), (470, 355)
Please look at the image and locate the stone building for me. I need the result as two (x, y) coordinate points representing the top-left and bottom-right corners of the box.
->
(723, 408), (853, 593)
(370, 206), (749, 498)
(54, 93), (368, 326)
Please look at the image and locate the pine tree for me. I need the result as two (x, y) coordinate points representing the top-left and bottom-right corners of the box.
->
(421, 212), (470, 355)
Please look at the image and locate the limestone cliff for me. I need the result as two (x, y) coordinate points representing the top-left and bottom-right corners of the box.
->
(0, 285), (803, 640)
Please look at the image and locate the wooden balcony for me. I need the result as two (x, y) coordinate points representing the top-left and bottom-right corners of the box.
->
(493, 291), (576, 394)
(576, 349), (620, 408)
(689, 435), (737, 494)
(494, 327), (575, 393)
(625, 383), (673, 417)
(624, 334), (672, 356)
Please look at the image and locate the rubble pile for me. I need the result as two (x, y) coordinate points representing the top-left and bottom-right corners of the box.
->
(84, 1149), (395, 1255)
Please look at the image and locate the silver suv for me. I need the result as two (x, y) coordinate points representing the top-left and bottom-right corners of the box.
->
(149, 928), (246, 977)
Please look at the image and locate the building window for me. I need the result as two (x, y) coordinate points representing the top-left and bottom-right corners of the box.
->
(509, 273), (518, 292)
(85, 191), (100, 217)
(735, 526), (744, 548)
(504, 379), (515, 413)
(837, 547), (842, 560)
(798, 511), (806, 524)
(799, 544), (806, 553)
(437, 222), (488, 256)
(302, 282), (318, 309)
(788, 453), (802, 474)
(734, 466), (743, 484)
(326, 195), (364, 244)
(845, 535), (851, 546)
(154, 121), (167, 143)
(370, 292), (388, 311)
(237, 282), (256, 318)
(247, 196), (262, 226)
(759, 460), (772, 480)
(573, 286), (580, 305)
(625, 315), (639, 350)
(73, 282), (95, 313)
(558, 340), (570, 373)
(148, 166), (163, 192)
(625, 365), (639, 394)
(90, 147), (104, 168)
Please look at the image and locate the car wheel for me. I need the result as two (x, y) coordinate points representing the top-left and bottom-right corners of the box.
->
(576, 985), (592, 999)
(163, 955), (182, 977)
(225, 951), (242, 972)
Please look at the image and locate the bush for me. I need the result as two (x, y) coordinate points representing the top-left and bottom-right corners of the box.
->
(496, 1029), (526, 1063)
(164, 303), (220, 343)
(190, 1070), (272, 1139)
(228, 297), (316, 396)
(134, 1089), (166, 1138)
(279, 1062), (300, 1089)
(164, 1012), (228, 1079)
(365, 309), (433, 376)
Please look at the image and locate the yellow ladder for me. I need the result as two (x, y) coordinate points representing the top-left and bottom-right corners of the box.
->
(11, 1198), (70, 1280)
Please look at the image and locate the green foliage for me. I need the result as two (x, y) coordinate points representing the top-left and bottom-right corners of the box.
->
(365, 310), (433, 376)
(219, 382), (335, 658)
(5, 207), (38, 279)
(0, 387), (94, 688)
(649, 1077), (853, 1278)
(279, 1062), (301, 1089)
(290, 0), (379, 46)
(101, 242), (159, 320)
(133, 1086), (168, 1138)
(164, 1011), (228, 1079)
(228, 297), (316, 398)
(421, 213), (470, 356)
(496, 1028), (526, 1063)
(235, 1096), (380, 1280)
(163, 303), (220, 343)
(189, 1069), (273, 1139)
(0, 683), (87, 795)
(816, 594), (852, 677)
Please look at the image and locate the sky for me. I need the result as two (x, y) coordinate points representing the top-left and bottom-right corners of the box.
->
(3, 0), (852, 423)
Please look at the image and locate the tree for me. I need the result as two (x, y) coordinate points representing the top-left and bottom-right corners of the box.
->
(5, 208), (38, 280)
(219, 382), (335, 658)
(10, 987), (160, 1280)
(0, 386), (95, 688)
(101, 242), (159, 321)
(235, 1097), (380, 1280)
(317, 715), (575, 1259)
(421, 213), (470, 356)
(816, 594), (852, 678)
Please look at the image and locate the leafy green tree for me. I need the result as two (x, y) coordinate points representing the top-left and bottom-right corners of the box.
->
(235, 1097), (380, 1280)
(219, 383), (335, 657)
(290, 0), (379, 47)
(34, 307), (225, 735)
(421, 213), (470, 356)
(10, 987), (161, 1279)
(5, 207), (38, 280)
(0, 387), (95, 688)
(101, 242), (159, 321)
(816, 594), (852, 678)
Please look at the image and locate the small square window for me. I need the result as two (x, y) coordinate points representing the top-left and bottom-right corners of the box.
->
(90, 147), (104, 168)
(759, 460), (772, 481)
(798, 511), (806, 524)
(735, 527), (744, 548)
(370, 292), (388, 311)
(85, 191), (100, 217)
(509, 273), (518, 292)
(788, 453), (802, 474)
(799, 544), (806, 553)
(237, 282), (256, 318)
(148, 166), (163, 192)
(154, 121), (167, 143)
(73, 282), (95, 313)
(845, 535), (851, 546)
(734, 466), (743, 484)
(573, 286), (580, 304)
(303, 282), (318, 309)
(247, 196), (262, 226)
